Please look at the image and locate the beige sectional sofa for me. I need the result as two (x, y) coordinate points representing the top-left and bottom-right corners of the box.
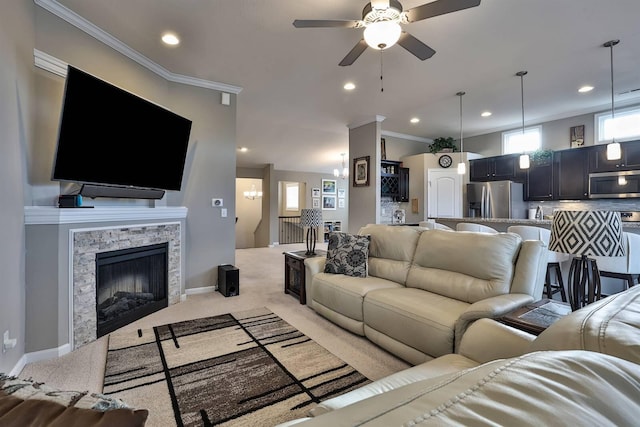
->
(305, 224), (548, 364)
(278, 281), (640, 426)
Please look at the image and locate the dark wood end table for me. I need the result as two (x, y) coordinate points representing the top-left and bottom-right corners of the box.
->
(283, 250), (326, 304)
(498, 299), (571, 335)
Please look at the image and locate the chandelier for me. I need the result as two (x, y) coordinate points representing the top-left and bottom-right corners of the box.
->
(243, 184), (262, 200)
(334, 153), (349, 179)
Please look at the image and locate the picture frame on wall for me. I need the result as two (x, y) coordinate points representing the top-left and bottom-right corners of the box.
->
(312, 188), (321, 198)
(337, 188), (345, 198)
(353, 156), (370, 187)
(322, 179), (337, 194)
(338, 198), (345, 208)
(322, 195), (336, 210)
(570, 125), (585, 148)
(312, 198), (320, 208)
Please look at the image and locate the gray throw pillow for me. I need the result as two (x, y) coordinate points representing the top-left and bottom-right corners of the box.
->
(324, 232), (370, 277)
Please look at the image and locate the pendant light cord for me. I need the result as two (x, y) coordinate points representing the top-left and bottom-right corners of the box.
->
(609, 42), (615, 122)
(380, 50), (384, 92)
(457, 91), (465, 152)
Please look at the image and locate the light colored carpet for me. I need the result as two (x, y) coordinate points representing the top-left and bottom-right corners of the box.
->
(19, 243), (409, 419)
(104, 308), (370, 426)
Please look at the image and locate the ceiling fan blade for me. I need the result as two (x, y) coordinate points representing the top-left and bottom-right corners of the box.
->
(293, 19), (360, 28)
(339, 39), (368, 66)
(405, 0), (481, 23)
(397, 32), (436, 60)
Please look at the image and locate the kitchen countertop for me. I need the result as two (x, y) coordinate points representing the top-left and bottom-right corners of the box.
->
(434, 217), (640, 229)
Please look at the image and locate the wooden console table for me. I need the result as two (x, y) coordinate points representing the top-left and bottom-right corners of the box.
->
(283, 250), (326, 304)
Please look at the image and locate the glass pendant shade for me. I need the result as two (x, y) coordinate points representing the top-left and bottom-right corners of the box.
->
(457, 162), (466, 175)
(607, 141), (622, 160)
(519, 154), (530, 169)
(364, 21), (401, 50)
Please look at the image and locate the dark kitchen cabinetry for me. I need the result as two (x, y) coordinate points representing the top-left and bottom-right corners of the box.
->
(470, 155), (522, 182)
(381, 160), (409, 202)
(554, 148), (588, 200)
(589, 140), (640, 172)
(524, 154), (554, 201)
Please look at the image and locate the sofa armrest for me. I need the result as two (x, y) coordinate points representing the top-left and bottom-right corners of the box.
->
(457, 318), (535, 364)
(304, 257), (326, 307)
(454, 293), (534, 350)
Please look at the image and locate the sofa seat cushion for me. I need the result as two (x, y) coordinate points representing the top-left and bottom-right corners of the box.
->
(363, 288), (469, 359)
(311, 273), (403, 323)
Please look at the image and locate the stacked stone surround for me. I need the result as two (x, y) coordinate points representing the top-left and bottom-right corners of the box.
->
(72, 222), (181, 348)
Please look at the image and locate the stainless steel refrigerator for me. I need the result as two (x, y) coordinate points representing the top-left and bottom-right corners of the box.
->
(467, 181), (526, 219)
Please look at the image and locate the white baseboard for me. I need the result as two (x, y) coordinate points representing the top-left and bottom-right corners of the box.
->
(185, 285), (216, 296)
(10, 343), (71, 376)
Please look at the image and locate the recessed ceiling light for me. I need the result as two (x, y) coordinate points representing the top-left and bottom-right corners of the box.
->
(239, 147), (248, 152)
(481, 111), (492, 117)
(161, 33), (180, 46)
(578, 85), (594, 93)
(410, 117), (420, 124)
(343, 82), (356, 90)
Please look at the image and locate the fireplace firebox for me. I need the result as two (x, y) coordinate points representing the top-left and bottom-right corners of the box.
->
(96, 242), (168, 337)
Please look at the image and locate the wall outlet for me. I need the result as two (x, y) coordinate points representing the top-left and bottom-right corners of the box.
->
(212, 198), (223, 207)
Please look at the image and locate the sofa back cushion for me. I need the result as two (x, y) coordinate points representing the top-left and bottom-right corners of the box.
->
(406, 230), (522, 303)
(358, 224), (422, 285)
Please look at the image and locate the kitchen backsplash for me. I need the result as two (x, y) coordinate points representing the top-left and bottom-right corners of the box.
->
(529, 199), (640, 218)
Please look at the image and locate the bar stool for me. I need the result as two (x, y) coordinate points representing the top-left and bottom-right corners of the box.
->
(593, 232), (640, 291)
(507, 225), (568, 302)
(455, 223), (498, 233)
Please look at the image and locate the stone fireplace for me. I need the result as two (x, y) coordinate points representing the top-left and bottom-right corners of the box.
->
(72, 222), (181, 348)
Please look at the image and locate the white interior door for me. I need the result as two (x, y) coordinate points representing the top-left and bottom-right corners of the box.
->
(427, 169), (462, 218)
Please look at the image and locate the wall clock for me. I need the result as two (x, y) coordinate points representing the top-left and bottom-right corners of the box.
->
(438, 154), (452, 168)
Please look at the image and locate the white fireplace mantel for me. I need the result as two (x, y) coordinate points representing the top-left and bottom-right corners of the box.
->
(24, 206), (188, 225)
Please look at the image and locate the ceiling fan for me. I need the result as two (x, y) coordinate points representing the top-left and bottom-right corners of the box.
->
(293, 0), (481, 66)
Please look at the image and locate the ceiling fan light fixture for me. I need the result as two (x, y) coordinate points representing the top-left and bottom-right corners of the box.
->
(364, 21), (401, 50)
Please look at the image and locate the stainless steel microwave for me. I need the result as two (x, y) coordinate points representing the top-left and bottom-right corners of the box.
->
(589, 170), (640, 198)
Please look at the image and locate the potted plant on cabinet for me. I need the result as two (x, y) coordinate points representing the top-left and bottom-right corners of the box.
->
(429, 137), (458, 154)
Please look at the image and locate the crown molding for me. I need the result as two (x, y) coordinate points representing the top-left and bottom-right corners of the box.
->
(381, 130), (432, 144)
(33, 49), (67, 77)
(347, 115), (386, 130)
(34, 0), (242, 94)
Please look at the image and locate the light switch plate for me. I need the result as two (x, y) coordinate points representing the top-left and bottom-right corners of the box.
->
(221, 208), (228, 218)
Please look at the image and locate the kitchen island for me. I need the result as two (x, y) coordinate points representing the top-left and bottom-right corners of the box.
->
(434, 217), (640, 233)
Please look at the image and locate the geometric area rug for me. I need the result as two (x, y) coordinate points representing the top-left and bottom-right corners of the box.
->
(103, 308), (370, 426)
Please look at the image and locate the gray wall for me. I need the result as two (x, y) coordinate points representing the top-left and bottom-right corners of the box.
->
(237, 167), (349, 246)
(349, 122), (381, 233)
(0, 2), (238, 361)
(0, 0), (33, 374)
(464, 112), (596, 156)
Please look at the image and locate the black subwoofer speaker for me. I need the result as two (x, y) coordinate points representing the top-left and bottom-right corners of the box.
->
(218, 264), (239, 297)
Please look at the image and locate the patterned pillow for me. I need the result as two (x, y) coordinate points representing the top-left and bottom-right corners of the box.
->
(324, 232), (370, 277)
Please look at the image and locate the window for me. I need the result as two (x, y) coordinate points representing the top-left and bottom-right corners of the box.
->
(595, 105), (640, 144)
(502, 126), (542, 155)
(285, 183), (299, 211)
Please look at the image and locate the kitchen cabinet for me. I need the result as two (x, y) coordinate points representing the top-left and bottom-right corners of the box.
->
(470, 155), (522, 182)
(554, 148), (588, 200)
(589, 140), (640, 172)
(398, 167), (409, 202)
(525, 154), (554, 201)
(381, 160), (409, 202)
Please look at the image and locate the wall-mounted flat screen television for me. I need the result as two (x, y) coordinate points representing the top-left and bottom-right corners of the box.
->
(52, 66), (192, 196)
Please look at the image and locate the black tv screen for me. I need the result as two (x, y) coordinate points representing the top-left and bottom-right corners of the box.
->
(52, 66), (192, 192)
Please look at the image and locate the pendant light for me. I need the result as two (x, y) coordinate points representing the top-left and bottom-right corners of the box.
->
(456, 91), (466, 175)
(516, 71), (530, 169)
(604, 39), (621, 161)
